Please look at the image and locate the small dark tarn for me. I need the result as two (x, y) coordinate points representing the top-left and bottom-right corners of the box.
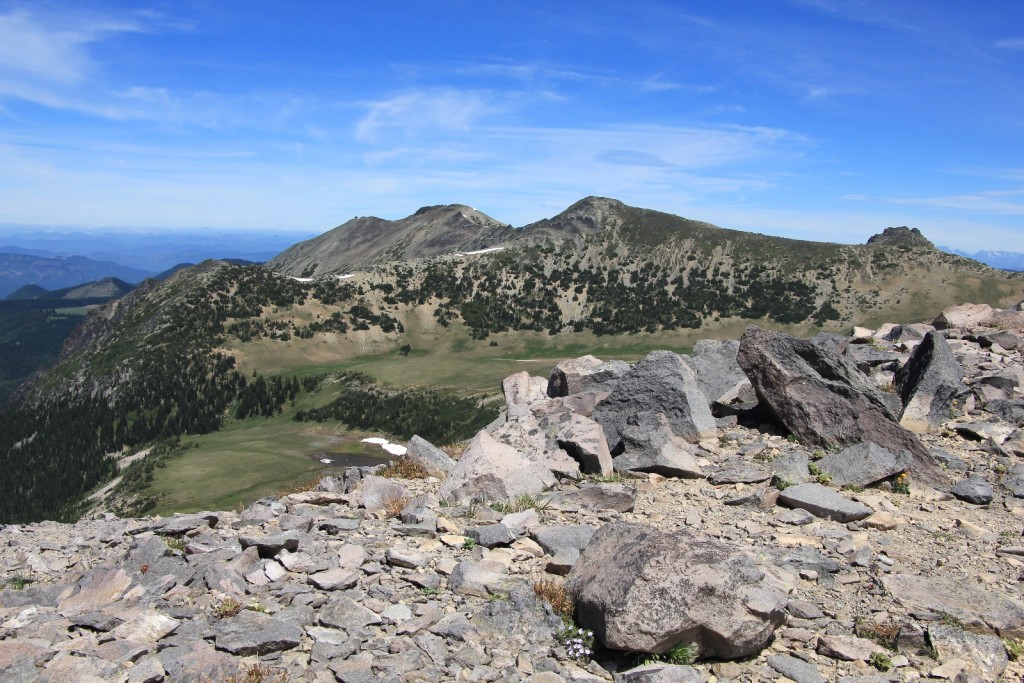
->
(306, 451), (388, 468)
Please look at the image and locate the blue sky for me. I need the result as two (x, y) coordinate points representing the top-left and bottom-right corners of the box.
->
(0, 1), (1022, 251)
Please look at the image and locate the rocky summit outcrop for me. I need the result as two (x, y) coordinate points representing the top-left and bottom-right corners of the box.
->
(736, 325), (949, 488)
(6, 304), (1024, 681)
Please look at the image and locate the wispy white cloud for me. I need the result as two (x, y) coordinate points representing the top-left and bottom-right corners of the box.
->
(995, 37), (1024, 51)
(868, 189), (1024, 216)
(354, 89), (495, 142)
(0, 9), (141, 86)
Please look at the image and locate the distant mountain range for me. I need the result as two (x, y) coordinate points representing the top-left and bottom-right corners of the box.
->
(939, 246), (1024, 272)
(0, 253), (155, 299)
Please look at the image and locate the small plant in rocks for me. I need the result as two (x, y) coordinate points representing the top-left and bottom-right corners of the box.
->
(773, 477), (794, 491)
(164, 537), (186, 552)
(1004, 637), (1024, 661)
(378, 457), (430, 479)
(0, 575), (32, 590)
(558, 623), (594, 662)
(868, 651), (893, 671)
(892, 472), (910, 494)
(533, 577), (574, 620)
(246, 598), (268, 613)
(639, 641), (698, 666)
(213, 597), (243, 618)
(462, 537), (477, 550)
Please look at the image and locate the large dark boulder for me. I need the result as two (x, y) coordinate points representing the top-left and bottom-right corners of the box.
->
(895, 330), (967, 432)
(591, 351), (716, 453)
(568, 523), (789, 660)
(736, 326), (947, 488)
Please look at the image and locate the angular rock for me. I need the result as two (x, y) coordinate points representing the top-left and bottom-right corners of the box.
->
(707, 458), (773, 485)
(308, 567), (359, 591)
(57, 564), (133, 614)
(548, 356), (630, 398)
(896, 331), (967, 431)
(549, 413), (614, 476)
(448, 560), (510, 597)
(682, 339), (755, 407)
(211, 610), (302, 656)
(928, 623), (1008, 681)
(882, 574), (1024, 636)
(532, 524), (596, 566)
(359, 475), (408, 512)
(568, 523), (789, 660)
(592, 351), (717, 451)
(439, 430), (558, 504)
(777, 483), (872, 522)
(771, 450), (811, 486)
(817, 442), (908, 488)
(406, 435), (456, 478)
(539, 483), (637, 513)
(319, 517), (361, 534)
(816, 634), (883, 661)
(932, 303), (996, 330)
(237, 532), (301, 558)
(616, 412), (704, 478)
(766, 654), (826, 683)
(466, 523), (516, 548)
(736, 326), (947, 488)
(613, 663), (703, 683)
(503, 371), (549, 420)
(319, 595), (382, 630)
(951, 476), (993, 505)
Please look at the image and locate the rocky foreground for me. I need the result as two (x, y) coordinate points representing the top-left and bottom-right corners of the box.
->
(4, 303), (1024, 682)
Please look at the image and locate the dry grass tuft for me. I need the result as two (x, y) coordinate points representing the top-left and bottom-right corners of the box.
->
(225, 661), (290, 683)
(383, 495), (411, 519)
(378, 457), (430, 480)
(534, 577), (574, 620)
(442, 440), (470, 461)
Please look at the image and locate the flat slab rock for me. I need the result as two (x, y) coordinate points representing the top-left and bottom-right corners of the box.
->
(882, 574), (1024, 637)
(777, 483), (873, 522)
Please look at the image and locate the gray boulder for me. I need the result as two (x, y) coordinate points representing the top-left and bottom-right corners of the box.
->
(502, 371), (549, 421)
(928, 624), (1008, 681)
(532, 524), (597, 574)
(615, 412), (705, 478)
(592, 351), (717, 452)
(489, 415), (582, 480)
(211, 610), (302, 656)
(985, 399), (1024, 425)
(681, 339), (755, 407)
(568, 523), (789, 660)
(406, 435), (455, 478)
(777, 483), (872, 522)
(547, 356), (630, 397)
(707, 458), (773, 485)
(951, 476), (993, 505)
(771, 450), (811, 486)
(439, 430), (557, 504)
(895, 330), (967, 432)
(540, 411), (613, 475)
(882, 574), (1024, 637)
(613, 664), (703, 683)
(540, 484), (637, 512)
(736, 326), (947, 489)
(448, 560), (510, 597)
(817, 442), (908, 488)
(767, 654), (826, 683)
